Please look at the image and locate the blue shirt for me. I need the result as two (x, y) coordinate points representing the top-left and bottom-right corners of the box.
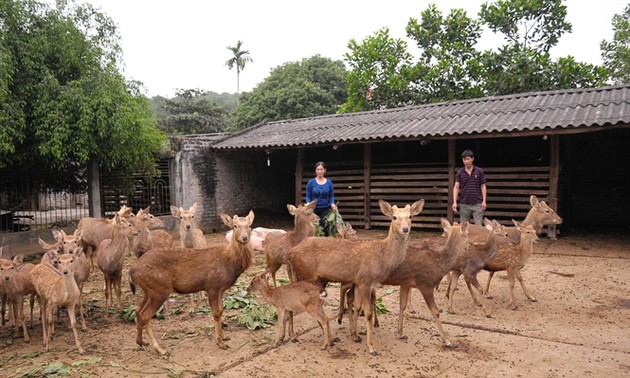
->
(306, 178), (335, 209)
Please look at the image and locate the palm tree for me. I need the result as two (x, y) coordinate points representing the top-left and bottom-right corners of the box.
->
(225, 40), (253, 105)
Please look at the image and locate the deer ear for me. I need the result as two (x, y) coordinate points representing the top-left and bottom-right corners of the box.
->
(287, 204), (297, 215)
(13, 254), (24, 265)
(379, 200), (393, 217)
(170, 206), (179, 217)
(410, 199), (425, 216)
(220, 213), (233, 228)
(530, 195), (540, 208)
(440, 218), (451, 231)
(246, 210), (255, 225)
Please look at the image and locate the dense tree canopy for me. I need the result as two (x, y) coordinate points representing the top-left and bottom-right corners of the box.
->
(343, 0), (609, 112)
(156, 89), (231, 135)
(0, 0), (165, 189)
(231, 55), (348, 130)
(601, 4), (630, 85)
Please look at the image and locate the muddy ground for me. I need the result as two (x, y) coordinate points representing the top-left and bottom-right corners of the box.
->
(0, 224), (629, 378)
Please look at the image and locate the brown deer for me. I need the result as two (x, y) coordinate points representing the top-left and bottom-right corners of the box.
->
(247, 272), (335, 350)
(483, 222), (540, 309)
(170, 202), (207, 249)
(30, 251), (84, 353)
(288, 199), (424, 355)
(129, 210), (255, 355)
(445, 219), (509, 317)
(264, 201), (318, 286)
(0, 251), (37, 342)
(37, 228), (91, 330)
(77, 205), (134, 267)
(170, 202), (208, 310)
(130, 206), (173, 258)
(340, 220), (470, 347)
(96, 214), (140, 317)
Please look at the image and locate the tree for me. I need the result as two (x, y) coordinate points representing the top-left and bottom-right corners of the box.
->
(405, 5), (485, 103)
(231, 55), (348, 130)
(343, 0), (608, 110)
(225, 40), (253, 105)
(479, 0), (572, 52)
(157, 89), (230, 135)
(342, 28), (416, 112)
(601, 4), (630, 84)
(0, 0), (165, 191)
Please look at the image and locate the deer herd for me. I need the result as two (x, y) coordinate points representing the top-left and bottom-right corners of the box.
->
(0, 195), (562, 356)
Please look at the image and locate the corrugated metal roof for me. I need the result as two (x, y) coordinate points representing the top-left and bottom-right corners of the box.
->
(213, 84), (630, 150)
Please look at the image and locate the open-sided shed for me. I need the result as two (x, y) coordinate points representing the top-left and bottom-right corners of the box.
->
(205, 84), (630, 235)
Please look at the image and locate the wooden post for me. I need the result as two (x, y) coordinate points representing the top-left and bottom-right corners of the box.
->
(363, 143), (372, 230)
(295, 149), (304, 206)
(447, 140), (455, 223)
(548, 135), (560, 239)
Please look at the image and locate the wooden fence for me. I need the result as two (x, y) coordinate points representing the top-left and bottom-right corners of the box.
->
(301, 164), (550, 230)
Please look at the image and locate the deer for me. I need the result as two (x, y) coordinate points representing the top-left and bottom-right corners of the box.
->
(445, 218), (509, 317)
(30, 250), (84, 354)
(77, 205), (134, 267)
(96, 213), (140, 317)
(0, 251), (37, 342)
(483, 195), (563, 293)
(129, 210), (256, 355)
(483, 221), (540, 309)
(226, 226), (287, 252)
(130, 206), (173, 258)
(339, 220), (470, 347)
(247, 272), (335, 350)
(288, 199), (424, 355)
(264, 201), (318, 287)
(170, 202), (208, 310)
(170, 202), (207, 249)
(37, 228), (91, 330)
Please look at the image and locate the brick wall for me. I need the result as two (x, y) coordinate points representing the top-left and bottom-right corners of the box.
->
(170, 135), (295, 233)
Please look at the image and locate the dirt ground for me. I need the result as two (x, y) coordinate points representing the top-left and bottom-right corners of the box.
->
(1, 225), (629, 378)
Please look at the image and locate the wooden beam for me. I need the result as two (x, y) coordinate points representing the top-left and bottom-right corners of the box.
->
(447, 140), (455, 223)
(548, 135), (560, 239)
(295, 148), (303, 206)
(364, 143), (372, 229)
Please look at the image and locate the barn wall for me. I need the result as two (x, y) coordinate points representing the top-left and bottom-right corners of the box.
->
(170, 137), (296, 232)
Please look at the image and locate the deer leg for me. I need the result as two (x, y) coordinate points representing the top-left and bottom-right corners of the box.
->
(77, 285), (87, 331)
(447, 271), (462, 314)
(67, 304), (85, 354)
(337, 283), (350, 325)
(103, 275), (111, 317)
(465, 274), (492, 318)
(29, 294), (35, 329)
(371, 288), (379, 328)
(137, 294), (168, 355)
(358, 285), (376, 355)
(45, 305), (56, 352)
(507, 270), (518, 310)
(208, 291), (228, 349)
(114, 272), (123, 313)
(420, 287), (453, 347)
(18, 297), (29, 342)
(484, 271), (496, 299)
(515, 270), (536, 302)
(349, 285), (361, 342)
(288, 310), (297, 342)
(309, 307), (333, 349)
(397, 286), (411, 339)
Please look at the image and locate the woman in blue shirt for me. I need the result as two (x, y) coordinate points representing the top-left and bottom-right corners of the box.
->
(305, 161), (337, 235)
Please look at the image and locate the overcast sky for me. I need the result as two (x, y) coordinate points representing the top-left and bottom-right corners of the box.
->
(81, 0), (627, 98)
